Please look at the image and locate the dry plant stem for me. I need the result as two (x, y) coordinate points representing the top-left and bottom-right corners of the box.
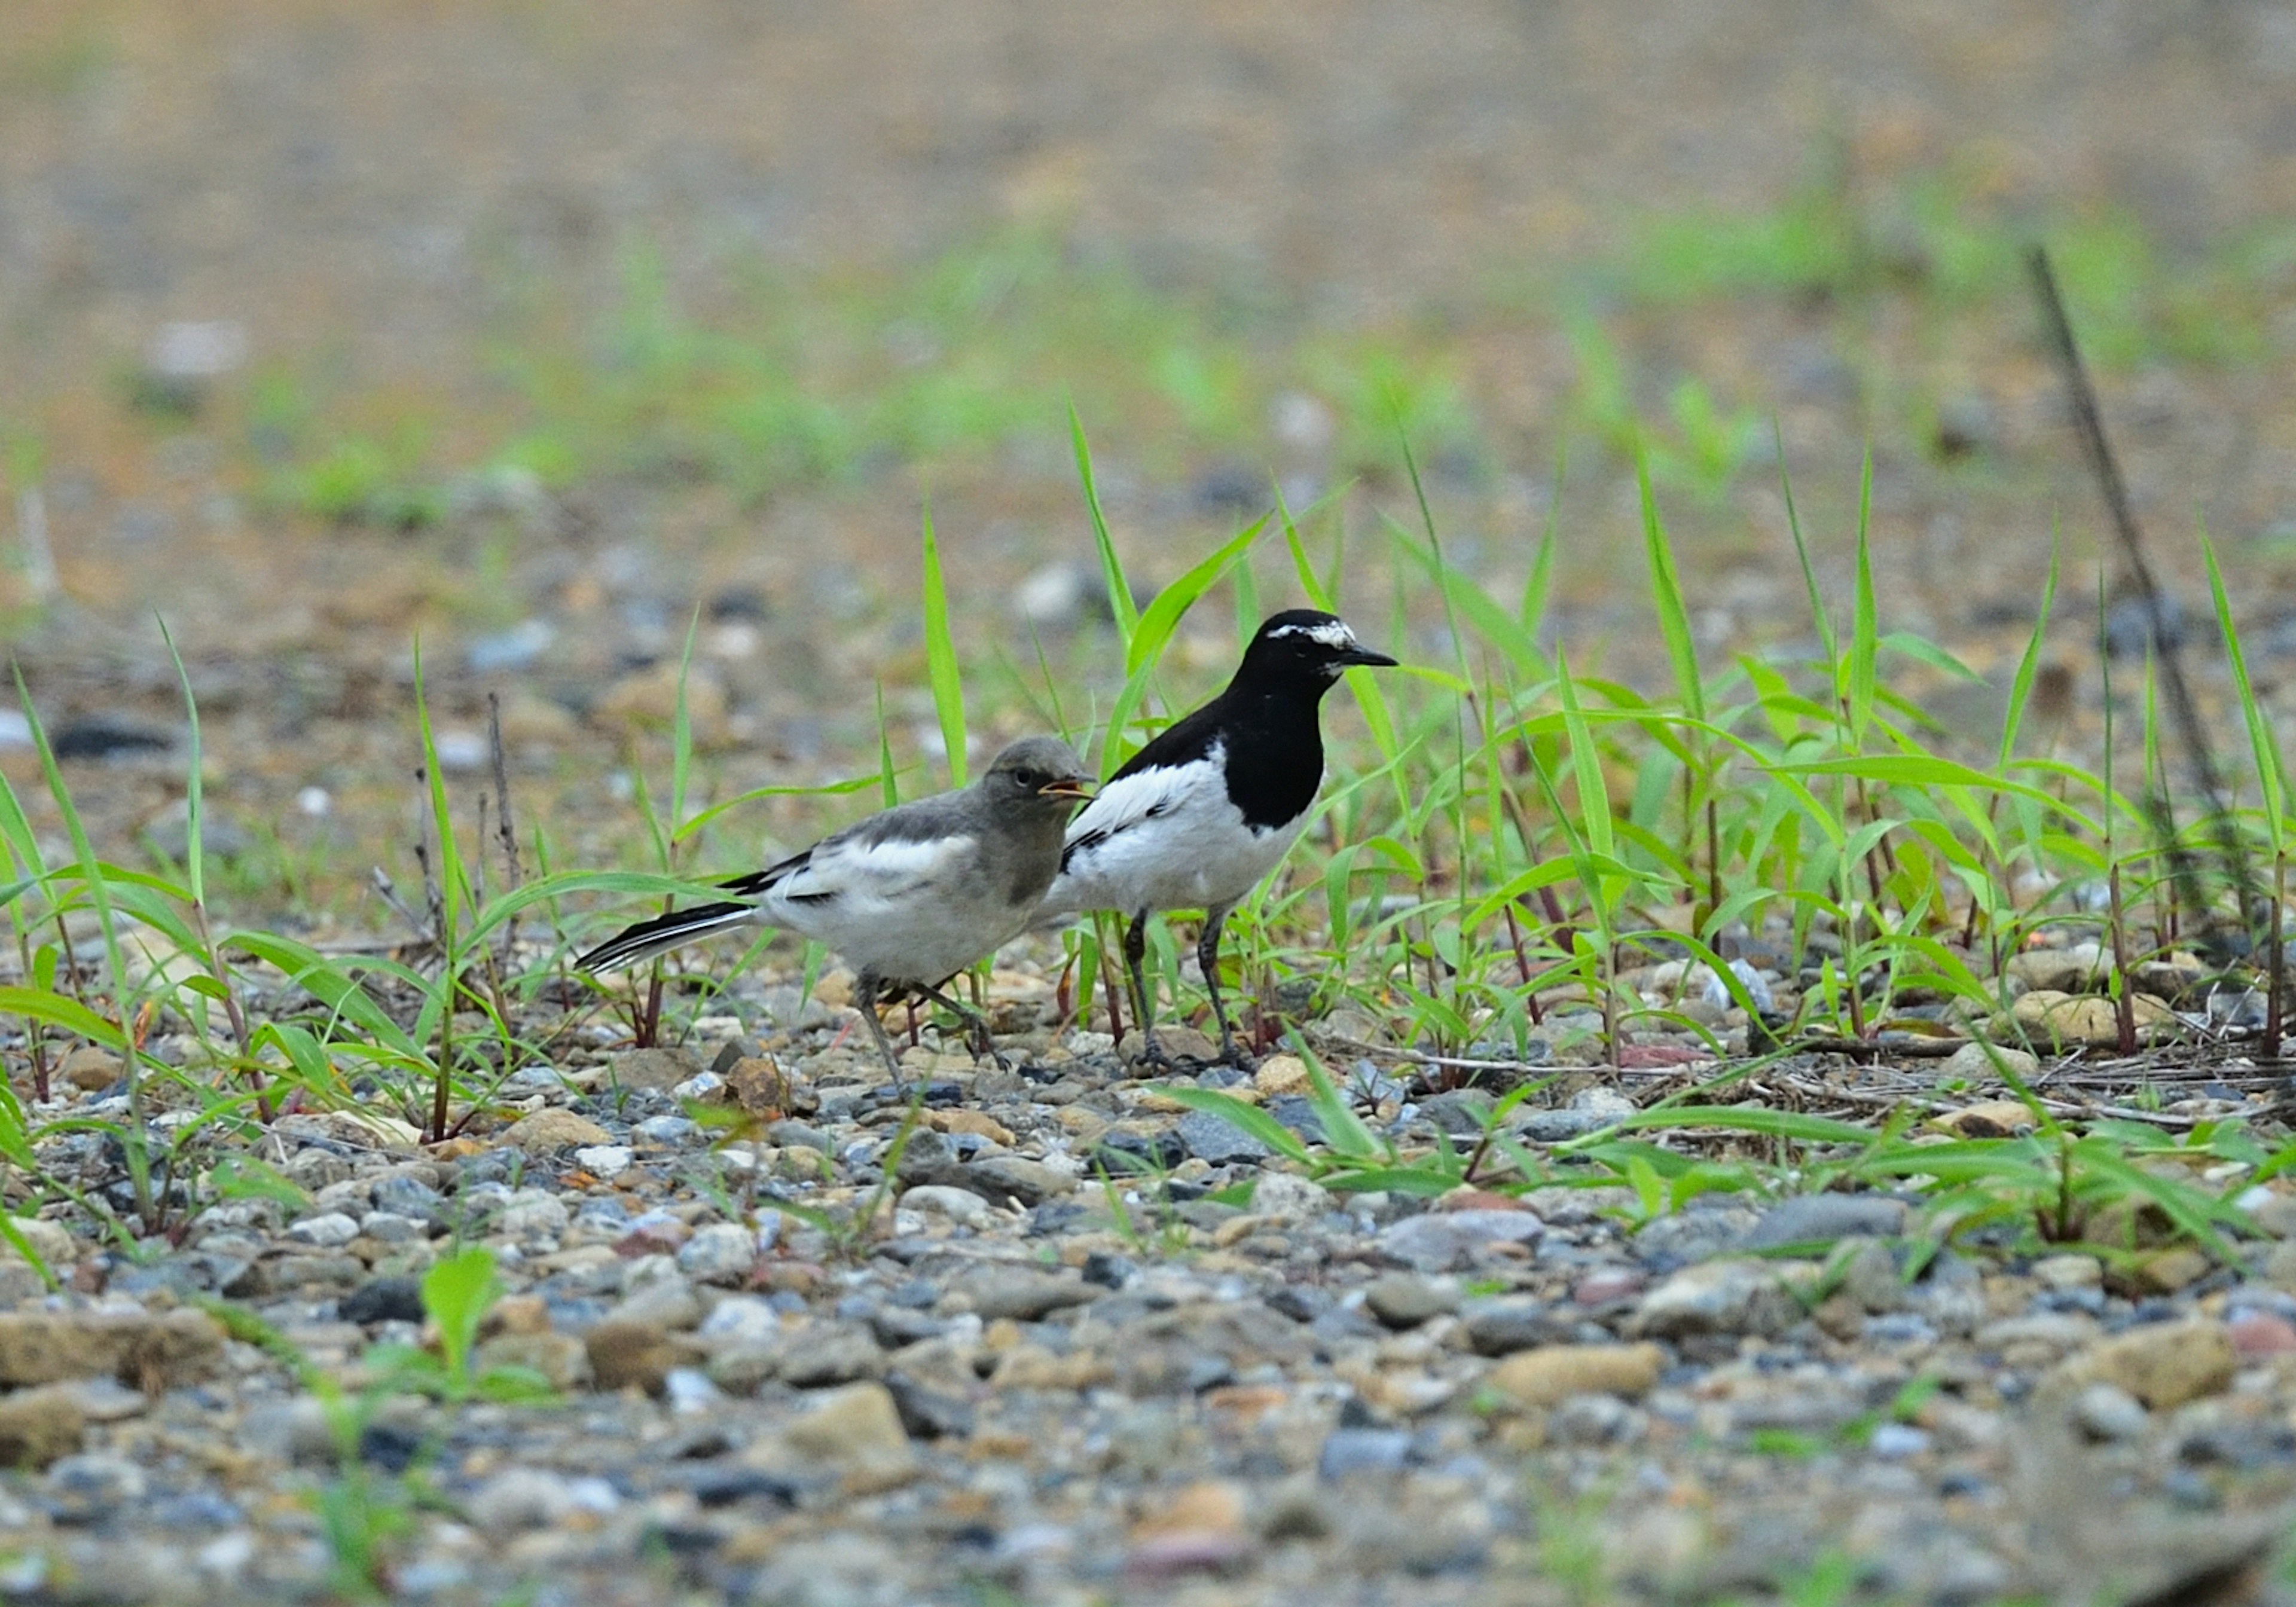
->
(370, 867), (432, 944)
(2108, 862), (2136, 1057)
(1097, 930), (1126, 1047)
(14, 927), (48, 1101)
(488, 692), (524, 893)
(2270, 850), (2288, 1061)
(188, 896), (267, 1122)
(2027, 245), (2261, 933)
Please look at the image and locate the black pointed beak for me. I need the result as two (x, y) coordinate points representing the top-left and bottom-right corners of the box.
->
(1038, 774), (1094, 801)
(1338, 645), (1399, 668)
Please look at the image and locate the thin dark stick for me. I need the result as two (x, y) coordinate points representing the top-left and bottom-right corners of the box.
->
(488, 692), (524, 893)
(2026, 245), (2261, 939)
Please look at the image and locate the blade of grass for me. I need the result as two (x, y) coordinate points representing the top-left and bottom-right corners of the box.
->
(921, 500), (969, 787)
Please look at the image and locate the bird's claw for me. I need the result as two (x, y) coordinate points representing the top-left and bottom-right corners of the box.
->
(1216, 1038), (1260, 1072)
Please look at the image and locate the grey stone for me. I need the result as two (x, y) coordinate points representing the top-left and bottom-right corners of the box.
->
(1547, 1393), (1644, 1446)
(1376, 1209), (1543, 1272)
(677, 1222), (765, 1286)
(697, 1296), (782, 1346)
(285, 1212), (361, 1248)
(1461, 1297), (1571, 1356)
(1738, 1194), (1907, 1250)
(359, 1212), (425, 1244)
(1630, 1258), (1808, 1339)
(339, 1276), (425, 1326)
(1247, 1172), (1333, 1223)
(610, 1046), (707, 1092)
(899, 1185), (995, 1227)
(496, 1190), (570, 1241)
(767, 1120), (834, 1154)
(1363, 1273), (1460, 1329)
(43, 1453), (146, 1523)
(468, 1467), (581, 1534)
(970, 1270), (1101, 1322)
(1631, 1202), (1763, 1265)
(778, 1325), (883, 1388)
(1318, 1427), (1411, 1480)
(1178, 1110), (1272, 1166)
(959, 1157), (1076, 1209)
(2072, 1382), (2150, 1442)
(1418, 1090), (1495, 1136)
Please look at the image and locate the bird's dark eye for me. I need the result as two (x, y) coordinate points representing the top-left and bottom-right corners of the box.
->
(1014, 768), (1044, 790)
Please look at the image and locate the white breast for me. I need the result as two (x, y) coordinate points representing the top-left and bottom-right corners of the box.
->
(1043, 746), (1310, 918)
(759, 832), (1030, 985)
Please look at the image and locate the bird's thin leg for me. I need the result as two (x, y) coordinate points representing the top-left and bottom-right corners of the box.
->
(1125, 909), (1177, 1070)
(1198, 903), (1255, 1069)
(914, 980), (1010, 1071)
(853, 973), (906, 1091)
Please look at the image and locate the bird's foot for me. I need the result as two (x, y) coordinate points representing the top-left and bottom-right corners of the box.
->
(960, 1018), (1014, 1072)
(1126, 1032), (1184, 1074)
(1214, 1035), (1260, 1072)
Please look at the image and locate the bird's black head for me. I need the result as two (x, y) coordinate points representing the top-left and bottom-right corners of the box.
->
(979, 736), (1094, 810)
(1233, 609), (1399, 692)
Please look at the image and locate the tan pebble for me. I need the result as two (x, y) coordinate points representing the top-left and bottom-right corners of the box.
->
(585, 1319), (687, 1395)
(991, 1343), (1111, 1390)
(474, 1331), (591, 1392)
(0, 1215), (78, 1270)
(932, 1110), (1014, 1145)
(2132, 1247), (2211, 1294)
(1132, 1478), (1247, 1542)
(2066, 1319), (2234, 1409)
(0, 1383), (87, 1468)
(1253, 1055), (1311, 1096)
(59, 1046), (122, 1092)
(1055, 1107), (1109, 1139)
(1212, 1214), (1274, 1249)
(1929, 1100), (2039, 1139)
(502, 1110), (612, 1154)
(726, 1058), (792, 1116)
(2007, 989), (2174, 1049)
(780, 1382), (917, 1493)
(0, 1308), (225, 1391)
(1488, 1343), (1666, 1409)
(485, 1295), (551, 1337)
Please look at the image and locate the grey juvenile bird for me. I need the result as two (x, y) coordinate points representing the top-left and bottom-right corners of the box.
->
(1041, 610), (1396, 1067)
(579, 736), (1092, 1083)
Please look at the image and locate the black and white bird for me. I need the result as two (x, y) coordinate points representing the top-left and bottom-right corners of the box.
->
(578, 736), (1092, 1084)
(1042, 609), (1396, 1067)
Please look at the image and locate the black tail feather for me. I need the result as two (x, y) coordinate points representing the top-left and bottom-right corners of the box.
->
(575, 900), (759, 973)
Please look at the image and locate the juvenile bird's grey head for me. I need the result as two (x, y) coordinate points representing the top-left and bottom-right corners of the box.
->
(1236, 609), (1399, 689)
(976, 736), (1093, 815)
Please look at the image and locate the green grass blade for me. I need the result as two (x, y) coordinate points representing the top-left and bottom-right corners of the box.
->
(920, 501), (969, 787)
(1637, 446), (1705, 722)
(2202, 523), (2286, 832)
(1068, 405), (1140, 646)
(1848, 448), (1878, 745)
(1125, 514), (1267, 680)
(1147, 1084), (1313, 1166)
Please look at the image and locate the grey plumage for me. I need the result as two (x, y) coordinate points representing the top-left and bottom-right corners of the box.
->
(579, 735), (1091, 1081)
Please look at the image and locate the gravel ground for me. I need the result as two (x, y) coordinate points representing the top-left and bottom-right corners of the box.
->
(4, 936), (2296, 1606)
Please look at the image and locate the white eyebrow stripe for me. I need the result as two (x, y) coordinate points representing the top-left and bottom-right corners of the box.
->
(1267, 620), (1357, 648)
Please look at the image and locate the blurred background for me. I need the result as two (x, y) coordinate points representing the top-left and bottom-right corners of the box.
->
(2, 0), (2294, 916)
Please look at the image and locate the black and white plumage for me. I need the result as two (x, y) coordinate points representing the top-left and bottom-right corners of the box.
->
(1042, 609), (1397, 1066)
(578, 736), (1092, 1083)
